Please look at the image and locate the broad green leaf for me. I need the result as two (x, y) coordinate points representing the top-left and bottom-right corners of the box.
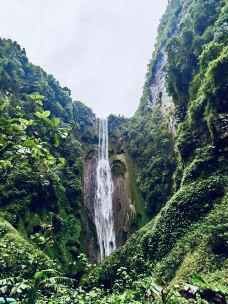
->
(35, 99), (43, 106)
(34, 271), (45, 281)
(34, 111), (43, 119)
(58, 157), (66, 165)
(19, 162), (29, 168)
(42, 110), (51, 118)
(0, 101), (9, 111)
(52, 117), (60, 127)
(192, 274), (228, 295)
(23, 139), (37, 148)
(35, 111), (50, 119)
(192, 274), (207, 286)
(19, 118), (33, 126)
(30, 93), (44, 101)
(54, 133), (60, 147)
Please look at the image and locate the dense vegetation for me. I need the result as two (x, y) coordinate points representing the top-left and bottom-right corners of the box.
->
(0, 0), (227, 303)
(81, 0), (228, 302)
(0, 38), (96, 279)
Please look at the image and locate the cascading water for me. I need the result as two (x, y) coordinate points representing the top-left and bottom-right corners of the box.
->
(95, 118), (116, 261)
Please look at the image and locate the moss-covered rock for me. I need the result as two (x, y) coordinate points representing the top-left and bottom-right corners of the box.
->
(111, 159), (126, 176)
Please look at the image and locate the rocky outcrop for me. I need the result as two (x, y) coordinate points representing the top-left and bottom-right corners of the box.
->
(111, 155), (136, 247)
(145, 1), (191, 133)
(146, 45), (176, 133)
(83, 151), (136, 262)
(147, 47), (173, 113)
(82, 149), (98, 262)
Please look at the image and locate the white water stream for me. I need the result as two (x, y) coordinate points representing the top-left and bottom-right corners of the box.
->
(94, 118), (116, 261)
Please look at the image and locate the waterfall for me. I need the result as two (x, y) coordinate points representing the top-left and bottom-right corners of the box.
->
(95, 118), (116, 261)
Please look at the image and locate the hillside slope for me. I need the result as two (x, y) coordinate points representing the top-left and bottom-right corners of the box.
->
(0, 38), (96, 276)
(81, 0), (228, 302)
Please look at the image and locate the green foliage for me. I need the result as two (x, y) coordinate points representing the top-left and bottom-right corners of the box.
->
(0, 38), (96, 275)
(0, 269), (74, 304)
(123, 154), (149, 227)
(111, 159), (126, 176)
(191, 275), (228, 303)
(122, 105), (176, 218)
(0, 218), (54, 280)
(165, 0), (225, 120)
(192, 275), (228, 295)
(0, 0), (227, 302)
(108, 114), (126, 154)
(78, 1), (228, 302)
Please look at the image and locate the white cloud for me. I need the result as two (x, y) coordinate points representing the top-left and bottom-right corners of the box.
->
(0, 0), (168, 117)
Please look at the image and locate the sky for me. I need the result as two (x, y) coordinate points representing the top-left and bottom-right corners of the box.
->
(0, 0), (168, 117)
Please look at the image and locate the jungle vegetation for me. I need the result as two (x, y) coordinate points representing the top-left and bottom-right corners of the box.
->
(0, 0), (227, 303)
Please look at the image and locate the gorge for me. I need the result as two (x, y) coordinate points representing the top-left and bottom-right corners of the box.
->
(0, 0), (227, 303)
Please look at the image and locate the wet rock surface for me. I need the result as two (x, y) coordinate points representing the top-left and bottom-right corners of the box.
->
(83, 152), (135, 262)
(111, 155), (135, 247)
(82, 149), (98, 262)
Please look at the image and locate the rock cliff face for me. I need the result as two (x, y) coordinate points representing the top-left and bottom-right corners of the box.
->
(83, 150), (136, 262)
(143, 46), (176, 135)
(147, 47), (173, 112)
(111, 155), (136, 247)
(82, 149), (98, 262)
(144, 0), (191, 133)
(147, 47), (176, 133)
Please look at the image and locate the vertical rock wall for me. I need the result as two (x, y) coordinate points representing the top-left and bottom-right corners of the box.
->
(82, 149), (98, 262)
(111, 155), (136, 247)
(83, 151), (136, 262)
(144, 1), (191, 133)
(146, 46), (176, 133)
